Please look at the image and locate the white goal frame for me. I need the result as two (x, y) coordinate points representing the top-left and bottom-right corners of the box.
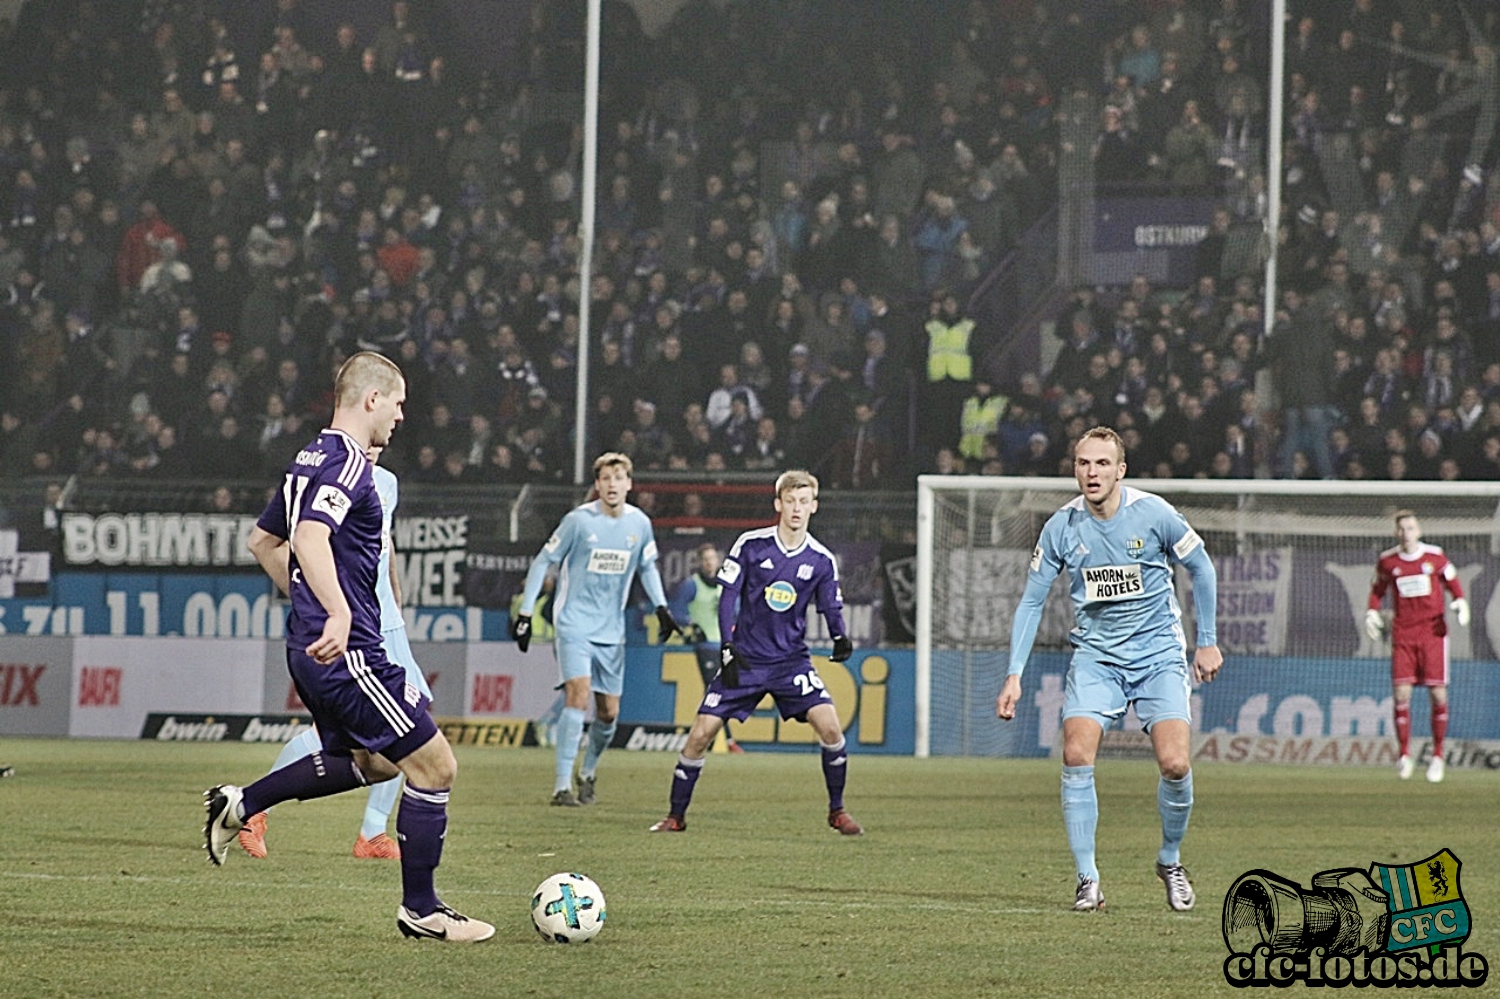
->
(915, 475), (1500, 758)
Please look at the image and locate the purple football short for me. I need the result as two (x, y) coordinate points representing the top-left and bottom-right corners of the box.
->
(288, 645), (437, 763)
(697, 657), (833, 722)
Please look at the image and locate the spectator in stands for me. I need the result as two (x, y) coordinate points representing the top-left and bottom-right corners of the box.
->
(920, 290), (976, 464)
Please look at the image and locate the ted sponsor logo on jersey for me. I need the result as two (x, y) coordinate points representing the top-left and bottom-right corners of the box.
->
(763, 580), (798, 612)
(1083, 564), (1144, 601)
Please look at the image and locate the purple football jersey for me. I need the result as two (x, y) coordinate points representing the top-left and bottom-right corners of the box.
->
(717, 526), (846, 665)
(256, 429), (384, 651)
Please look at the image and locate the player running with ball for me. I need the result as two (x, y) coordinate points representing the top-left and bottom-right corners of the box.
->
(998, 426), (1221, 913)
(650, 470), (861, 835)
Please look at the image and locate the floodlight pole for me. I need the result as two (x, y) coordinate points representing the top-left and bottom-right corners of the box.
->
(1263, 0), (1285, 340)
(573, 0), (601, 485)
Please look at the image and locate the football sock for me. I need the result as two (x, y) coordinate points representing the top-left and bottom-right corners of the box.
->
(1394, 702), (1412, 756)
(241, 751), (367, 817)
(669, 754), (705, 817)
(1061, 765), (1099, 882)
(362, 775), (403, 840)
(1432, 701), (1449, 758)
(580, 717), (617, 780)
(1157, 771), (1194, 867)
(820, 737), (848, 811)
(271, 728), (321, 772)
(396, 783), (448, 917)
(554, 707), (586, 793)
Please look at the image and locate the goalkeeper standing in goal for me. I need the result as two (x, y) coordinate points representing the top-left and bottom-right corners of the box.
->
(998, 426), (1221, 913)
(1365, 510), (1468, 784)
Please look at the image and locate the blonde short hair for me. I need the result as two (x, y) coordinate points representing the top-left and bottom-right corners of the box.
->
(333, 351), (404, 409)
(593, 451), (634, 479)
(774, 469), (819, 499)
(1075, 425), (1126, 463)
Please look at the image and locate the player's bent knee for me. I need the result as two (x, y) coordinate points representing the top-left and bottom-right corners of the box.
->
(805, 704), (843, 742)
(1159, 759), (1190, 781)
(399, 734), (458, 788)
(355, 751), (402, 783)
(684, 716), (721, 757)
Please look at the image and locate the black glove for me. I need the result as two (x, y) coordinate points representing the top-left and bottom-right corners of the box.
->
(831, 635), (853, 662)
(683, 622), (708, 645)
(655, 605), (680, 641)
(719, 642), (745, 688)
(511, 613), (532, 653)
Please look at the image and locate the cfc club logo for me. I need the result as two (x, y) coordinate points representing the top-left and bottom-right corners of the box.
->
(1222, 849), (1487, 988)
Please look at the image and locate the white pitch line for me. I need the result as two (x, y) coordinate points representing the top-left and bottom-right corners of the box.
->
(0, 870), (1122, 912)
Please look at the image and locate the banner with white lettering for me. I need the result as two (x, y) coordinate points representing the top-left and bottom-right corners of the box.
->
(1178, 548), (1292, 655)
(1091, 195), (1217, 285)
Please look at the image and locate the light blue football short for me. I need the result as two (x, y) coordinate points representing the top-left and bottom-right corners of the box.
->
(1063, 654), (1192, 730)
(382, 624), (434, 698)
(556, 637), (627, 696)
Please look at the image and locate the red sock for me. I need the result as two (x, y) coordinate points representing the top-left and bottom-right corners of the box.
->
(1394, 702), (1411, 757)
(1432, 702), (1449, 758)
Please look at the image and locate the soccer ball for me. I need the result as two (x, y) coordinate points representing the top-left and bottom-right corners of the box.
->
(531, 872), (606, 943)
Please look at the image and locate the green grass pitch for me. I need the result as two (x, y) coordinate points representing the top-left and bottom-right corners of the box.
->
(1, 738), (1495, 998)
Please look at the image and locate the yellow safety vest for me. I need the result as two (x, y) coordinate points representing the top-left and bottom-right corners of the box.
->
(958, 394), (1007, 459)
(685, 574), (721, 644)
(926, 317), (974, 381)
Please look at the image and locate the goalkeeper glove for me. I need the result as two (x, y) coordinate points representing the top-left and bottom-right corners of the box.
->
(655, 605), (681, 640)
(831, 635), (853, 662)
(511, 613), (532, 653)
(1363, 609), (1384, 642)
(1453, 597), (1471, 627)
(719, 642), (745, 688)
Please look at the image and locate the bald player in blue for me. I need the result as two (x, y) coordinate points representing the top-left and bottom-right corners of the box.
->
(998, 426), (1222, 915)
(514, 452), (678, 806)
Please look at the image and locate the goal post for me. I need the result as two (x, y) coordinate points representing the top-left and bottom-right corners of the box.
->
(915, 475), (1500, 759)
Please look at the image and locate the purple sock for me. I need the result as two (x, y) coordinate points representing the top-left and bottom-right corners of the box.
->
(240, 752), (366, 816)
(669, 755), (704, 817)
(820, 738), (848, 812)
(396, 784), (449, 916)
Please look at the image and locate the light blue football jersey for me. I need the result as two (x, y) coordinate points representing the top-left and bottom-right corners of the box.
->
(520, 501), (669, 644)
(373, 465), (404, 633)
(1009, 486), (1218, 674)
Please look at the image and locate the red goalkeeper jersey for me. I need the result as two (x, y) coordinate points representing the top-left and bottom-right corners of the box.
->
(1369, 544), (1462, 641)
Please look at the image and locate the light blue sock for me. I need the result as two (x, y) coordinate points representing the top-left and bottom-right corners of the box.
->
(554, 707), (586, 793)
(580, 718), (617, 779)
(362, 776), (403, 840)
(1157, 771), (1194, 866)
(1061, 765), (1099, 882)
(271, 728), (322, 773)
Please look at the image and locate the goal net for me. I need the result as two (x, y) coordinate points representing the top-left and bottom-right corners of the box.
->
(915, 476), (1500, 758)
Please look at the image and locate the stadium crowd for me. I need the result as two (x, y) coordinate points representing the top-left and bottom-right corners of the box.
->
(0, 0), (1498, 504)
